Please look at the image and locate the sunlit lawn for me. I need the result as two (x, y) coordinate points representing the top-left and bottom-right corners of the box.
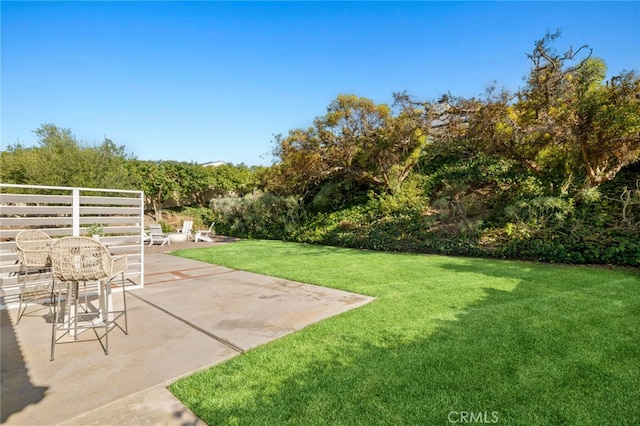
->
(170, 240), (640, 425)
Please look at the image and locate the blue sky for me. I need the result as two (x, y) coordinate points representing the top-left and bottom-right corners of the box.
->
(2, 1), (639, 166)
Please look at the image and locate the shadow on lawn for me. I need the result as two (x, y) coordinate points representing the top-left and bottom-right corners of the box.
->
(175, 259), (640, 425)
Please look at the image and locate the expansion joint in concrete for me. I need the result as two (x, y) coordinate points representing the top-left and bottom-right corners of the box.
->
(128, 292), (245, 354)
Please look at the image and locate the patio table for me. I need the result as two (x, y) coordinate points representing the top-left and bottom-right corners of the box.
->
(62, 263), (114, 337)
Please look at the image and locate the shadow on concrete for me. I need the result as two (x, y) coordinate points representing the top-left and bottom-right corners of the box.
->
(0, 306), (48, 423)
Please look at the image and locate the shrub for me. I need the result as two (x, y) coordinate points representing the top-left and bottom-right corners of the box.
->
(195, 160), (640, 266)
(210, 192), (303, 240)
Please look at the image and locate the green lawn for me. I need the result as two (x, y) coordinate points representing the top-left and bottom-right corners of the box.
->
(169, 240), (640, 425)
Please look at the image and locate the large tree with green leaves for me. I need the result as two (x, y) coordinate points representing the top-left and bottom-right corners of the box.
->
(443, 31), (640, 195)
(127, 160), (201, 221)
(267, 93), (431, 199)
(574, 66), (640, 189)
(1, 124), (132, 189)
(206, 163), (261, 199)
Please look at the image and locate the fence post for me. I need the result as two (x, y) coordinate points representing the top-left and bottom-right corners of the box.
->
(72, 188), (80, 236)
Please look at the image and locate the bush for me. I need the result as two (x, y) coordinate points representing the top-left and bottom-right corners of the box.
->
(179, 206), (216, 230)
(198, 160), (640, 267)
(210, 192), (303, 240)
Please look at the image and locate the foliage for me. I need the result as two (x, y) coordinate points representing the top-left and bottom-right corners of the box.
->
(84, 223), (104, 236)
(442, 31), (640, 195)
(211, 154), (640, 265)
(125, 160), (256, 221)
(182, 163), (213, 207)
(306, 179), (371, 213)
(505, 196), (574, 232)
(1, 124), (133, 190)
(127, 160), (188, 221)
(268, 93), (430, 198)
(209, 192), (303, 240)
(617, 180), (640, 227)
(495, 164), (640, 265)
(177, 206), (217, 231)
(206, 163), (262, 199)
(157, 220), (173, 234)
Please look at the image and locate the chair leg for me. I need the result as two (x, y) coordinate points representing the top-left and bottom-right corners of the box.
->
(121, 272), (128, 334)
(15, 265), (30, 325)
(50, 279), (61, 361)
(16, 276), (26, 325)
(104, 273), (128, 336)
(100, 274), (128, 355)
(49, 283), (55, 317)
(82, 281), (88, 313)
(104, 280), (109, 356)
(73, 282), (80, 341)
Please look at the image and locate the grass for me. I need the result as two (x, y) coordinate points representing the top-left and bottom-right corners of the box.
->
(169, 240), (640, 425)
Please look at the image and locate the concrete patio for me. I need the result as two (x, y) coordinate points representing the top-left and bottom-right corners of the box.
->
(1, 251), (374, 425)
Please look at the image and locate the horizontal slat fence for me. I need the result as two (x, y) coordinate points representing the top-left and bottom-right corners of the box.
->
(0, 184), (145, 309)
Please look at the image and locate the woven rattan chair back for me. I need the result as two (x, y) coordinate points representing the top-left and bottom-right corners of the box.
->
(49, 236), (111, 282)
(15, 230), (52, 267)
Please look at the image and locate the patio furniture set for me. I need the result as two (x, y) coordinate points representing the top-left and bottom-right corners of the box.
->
(144, 220), (215, 247)
(14, 230), (129, 361)
(14, 221), (214, 359)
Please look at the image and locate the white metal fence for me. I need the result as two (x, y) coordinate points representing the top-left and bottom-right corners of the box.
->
(0, 183), (145, 309)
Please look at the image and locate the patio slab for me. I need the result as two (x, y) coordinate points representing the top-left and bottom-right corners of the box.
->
(1, 254), (374, 425)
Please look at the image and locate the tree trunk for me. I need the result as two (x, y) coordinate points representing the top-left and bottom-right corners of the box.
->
(153, 200), (162, 222)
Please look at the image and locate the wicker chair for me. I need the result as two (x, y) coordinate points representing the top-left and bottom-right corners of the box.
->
(14, 230), (53, 324)
(49, 236), (128, 361)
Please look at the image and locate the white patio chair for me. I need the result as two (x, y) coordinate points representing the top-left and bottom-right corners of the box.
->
(148, 224), (170, 246)
(177, 220), (194, 240)
(194, 223), (215, 243)
(49, 236), (128, 361)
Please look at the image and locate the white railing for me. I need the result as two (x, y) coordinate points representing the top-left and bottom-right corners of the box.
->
(0, 183), (145, 309)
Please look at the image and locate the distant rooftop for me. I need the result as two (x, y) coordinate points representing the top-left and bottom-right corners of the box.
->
(200, 161), (227, 167)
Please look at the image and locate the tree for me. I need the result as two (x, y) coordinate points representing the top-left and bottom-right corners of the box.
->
(32, 124), (85, 186)
(128, 160), (184, 221)
(1, 124), (133, 190)
(127, 160), (235, 220)
(207, 163), (261, 198)
(574, 68), (640, 189)
(270, 94), (430, 198)
(443, 31), (640, 195)
(187, 164), (213, 207)
(517, 31), (640, 190)
(84, 138), (133, 190)
(1, 143), (39, 185)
